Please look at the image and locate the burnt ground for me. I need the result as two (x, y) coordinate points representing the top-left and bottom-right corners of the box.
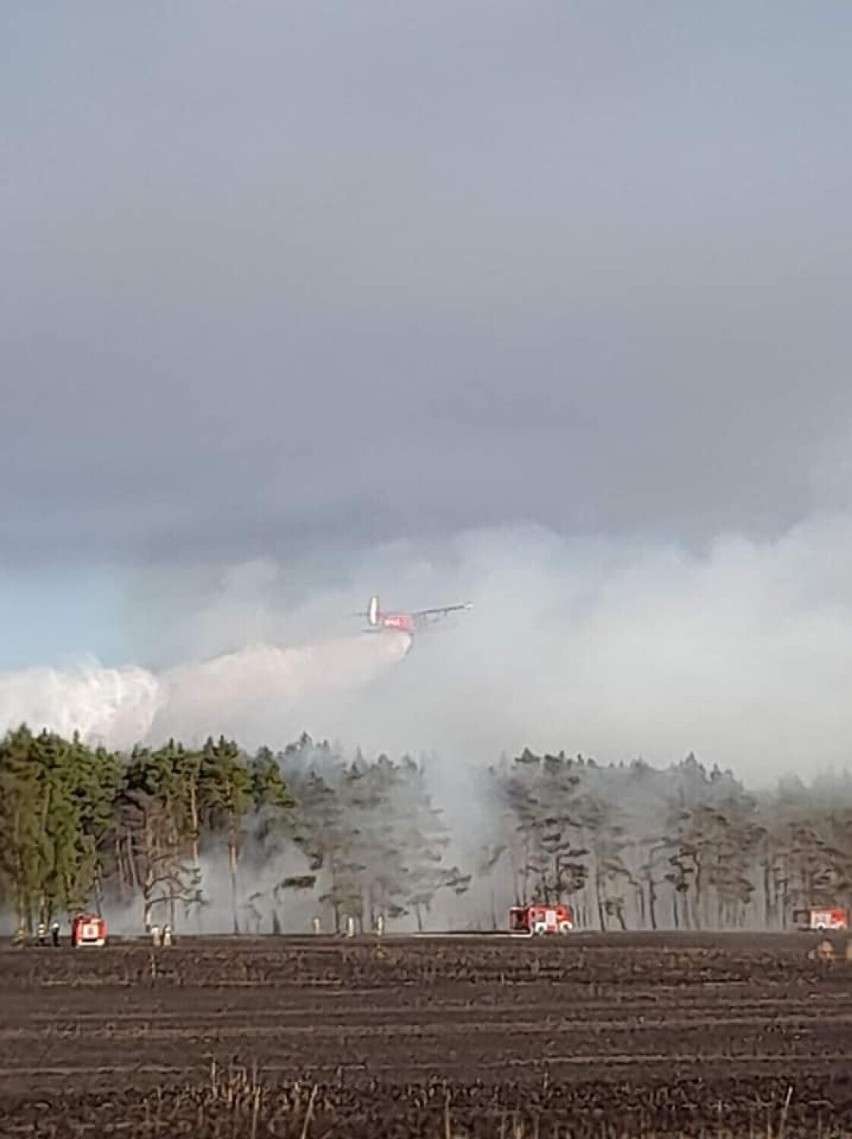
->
(1, 931), (851, 1137)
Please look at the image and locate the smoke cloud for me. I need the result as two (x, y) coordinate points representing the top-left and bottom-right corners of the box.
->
(1, 515), (852, 785)
(0, 661), (164, 750)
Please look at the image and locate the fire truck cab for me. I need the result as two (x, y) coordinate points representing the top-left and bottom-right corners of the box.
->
(509, 902), (574, 935)
(71, 913), (107, 947)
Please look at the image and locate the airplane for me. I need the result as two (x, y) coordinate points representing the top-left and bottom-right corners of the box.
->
(356, 594), (473, 636)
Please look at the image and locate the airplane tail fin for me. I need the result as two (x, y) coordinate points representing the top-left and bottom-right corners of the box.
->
(367, 595), (380, 626)
(352, 595), (381, 628)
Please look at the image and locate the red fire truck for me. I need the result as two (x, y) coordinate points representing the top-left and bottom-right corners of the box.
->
(796, 906), (848, 932)
(509, 902), (574, 935)
(71, 913), (107, 947)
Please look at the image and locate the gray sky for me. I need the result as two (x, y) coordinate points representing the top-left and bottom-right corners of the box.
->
(2, 2), (852, 694)
(4, 1), (852, 568)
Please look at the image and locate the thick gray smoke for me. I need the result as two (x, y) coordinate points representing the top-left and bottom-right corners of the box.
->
(2, 516), (852, 785)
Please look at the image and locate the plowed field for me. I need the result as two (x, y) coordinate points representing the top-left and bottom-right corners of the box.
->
(1, 931), (851, 1137)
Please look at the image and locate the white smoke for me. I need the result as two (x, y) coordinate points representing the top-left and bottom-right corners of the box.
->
(0, 634), (411, 752)
(0, 660), (165, 750)
(2, 513), (852, 784)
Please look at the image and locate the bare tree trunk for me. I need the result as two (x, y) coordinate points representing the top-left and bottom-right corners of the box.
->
(115, 838), (126, 897)
(143, 870), (154, 933)
(127, 832), (141, 891)
(188, 780), (200, 868)
(228, 839), (239, 934)
(648, 878), (658, 931)
(595, 865), (606, 932)
(188, 780), (203, 932)
(142, 818), (155, 931)
(93, 869), (104, 918)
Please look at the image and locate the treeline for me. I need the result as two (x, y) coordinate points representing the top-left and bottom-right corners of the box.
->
(486, 749), (852, 931)
(0, 726), (468, 935)
(1, 724), (851, 934)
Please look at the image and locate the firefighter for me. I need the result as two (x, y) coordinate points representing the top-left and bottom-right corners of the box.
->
(50, 921), (60, 947)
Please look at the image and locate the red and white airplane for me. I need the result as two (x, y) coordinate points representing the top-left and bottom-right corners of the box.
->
(358, 594), (472, 636)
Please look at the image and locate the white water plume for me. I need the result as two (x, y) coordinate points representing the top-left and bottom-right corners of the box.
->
(153, 631), (412, 749)
(0, 661), (165, 749)
(0, 632), (411, 751)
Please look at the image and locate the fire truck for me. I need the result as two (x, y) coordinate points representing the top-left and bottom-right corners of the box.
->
(71, 913), (107, 947)
(509, 902), (574, 935)
(795, 906), (848, 932)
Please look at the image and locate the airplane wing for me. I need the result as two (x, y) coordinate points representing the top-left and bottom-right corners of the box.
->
(411, 602), (473, 618)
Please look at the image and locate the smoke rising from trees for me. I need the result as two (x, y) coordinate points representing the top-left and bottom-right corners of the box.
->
(3, 723), (851, 938)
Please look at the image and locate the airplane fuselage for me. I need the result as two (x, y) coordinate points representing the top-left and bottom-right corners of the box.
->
(378, 612), (416, 633)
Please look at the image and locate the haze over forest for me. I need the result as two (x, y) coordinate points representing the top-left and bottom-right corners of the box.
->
(3, 722), (851, 937)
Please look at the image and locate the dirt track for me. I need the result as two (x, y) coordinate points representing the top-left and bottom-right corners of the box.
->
(2, 931), (851, 1137)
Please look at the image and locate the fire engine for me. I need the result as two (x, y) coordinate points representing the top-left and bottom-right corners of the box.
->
(795, 906), (848, 932)
(71, 913), (107, 947)
(509, 902), (574, 935)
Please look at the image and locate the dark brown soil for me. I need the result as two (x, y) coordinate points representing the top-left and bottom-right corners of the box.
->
(1, 930), (851, 1137)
